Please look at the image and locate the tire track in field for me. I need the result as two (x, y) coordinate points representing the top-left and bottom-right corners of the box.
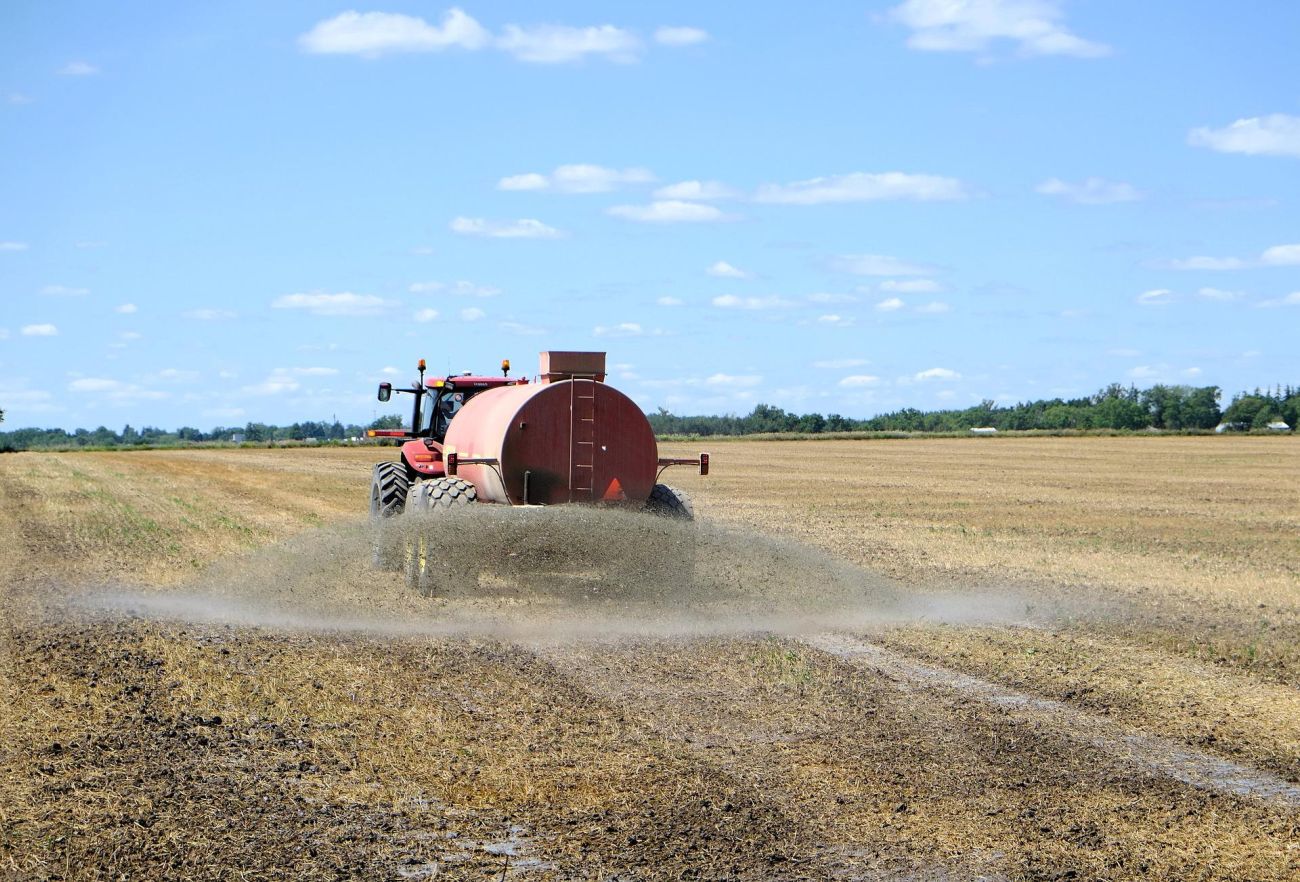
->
(801, 632), (1300, 810)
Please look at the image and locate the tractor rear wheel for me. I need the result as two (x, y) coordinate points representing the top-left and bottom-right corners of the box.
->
(404, 477), (478, 594)
(644, 483), (694, 520)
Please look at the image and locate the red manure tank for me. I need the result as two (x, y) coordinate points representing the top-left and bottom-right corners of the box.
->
(445, 351), (658, 506)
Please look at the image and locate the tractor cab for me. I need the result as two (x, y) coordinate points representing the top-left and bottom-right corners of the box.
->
(421, 374), (520, 442)
(370, 358), (525, 479)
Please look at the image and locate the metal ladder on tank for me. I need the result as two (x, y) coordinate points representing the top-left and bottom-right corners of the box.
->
(568, 375), (597, 502)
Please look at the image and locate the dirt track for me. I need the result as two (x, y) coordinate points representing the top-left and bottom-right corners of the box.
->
(1, 438), (1297, 880)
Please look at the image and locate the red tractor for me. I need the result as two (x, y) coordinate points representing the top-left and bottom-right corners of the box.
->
(368, 352), (706, 580)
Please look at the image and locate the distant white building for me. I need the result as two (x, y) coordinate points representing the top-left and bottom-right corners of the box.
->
(1267, 421), (1292, 432)
(970, 427), (998, 435)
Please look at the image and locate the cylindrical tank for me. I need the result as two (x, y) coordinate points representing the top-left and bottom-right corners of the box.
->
(443, 379), (658, 506)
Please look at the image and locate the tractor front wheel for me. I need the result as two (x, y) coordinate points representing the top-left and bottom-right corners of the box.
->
(370, 462), (411, 570)
(370, 461), (410, 518)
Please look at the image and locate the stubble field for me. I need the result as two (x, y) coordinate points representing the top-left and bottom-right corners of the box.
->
(1, 436), (1297, 880)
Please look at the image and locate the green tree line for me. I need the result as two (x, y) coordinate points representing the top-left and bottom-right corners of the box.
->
(648, 384), (1299, 436)
(0, 415), (405, 452)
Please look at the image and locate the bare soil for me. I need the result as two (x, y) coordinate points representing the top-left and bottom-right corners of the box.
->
(1, 437), (1296, 880)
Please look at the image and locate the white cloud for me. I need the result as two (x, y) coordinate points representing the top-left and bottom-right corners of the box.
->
(656, 296), (683, 306)
(1159, 243), (1300, 271)
(1183, 367), (1202, 378)
(0, 328), (8, 339)
(7, 93), (34, 105)
(711, 294), (793, 310)
(68, 377), (167, 401)
(839, 375), (881, 387)
(1261, 243), (1300, 266)
(272, 291), (395, 316)
(814, 358), (868, 369)
(115, 303), (138, 314)
(1161, 256), (1249, 271)
(409, 280), (500, 297)
(119, 331), (142, 341)
(887, 0), (1110, 59)
(916, 301), (951, 313)
(185, 308), (236, 320)
(607, 200), (729, 223)
(1189, 114), (1300, 159)
(497, 173), (549, 191)
(593, 322), (645, 337)
(498, 164), (654, 193)
(459, 307), (486, 321)
(414, 308), (440, 322)
(58, 61), (100, 76)
(298, 9), (490, 57)
(21, 324), (58, 336)
(450, 217), (563, 238)
(816, 314), (854, 326)
(880, 278), (942, 293)
(1259, 292), (1300, 308)
(654, 180), (737, 201)
(243, 372), (300, 396)
(1197, 287), (1243, 301)
(875, 297), (906, 312)
(1127, 365), (1162, 380)
(654, 26), (709, 46)
(380, 366), (402, 376)
(705, 373), (762, 387)
(498, 23), (640, 63)
(1036, 177), (1142, 204)
(755, 171), (968, 204)
(833, 254), (935, 276)
(156, 369), (200, 383)
(0, 241), (28, 251)
(41, 284), (90, 296)
(705, 260), (751, 279)
(807, 292), (857, 304)
(915, 367), (961, 381)
(1136, 288), (1173, 306)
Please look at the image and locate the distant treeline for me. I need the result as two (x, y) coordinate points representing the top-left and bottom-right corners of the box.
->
(0, 415), (406, 452)
(1, 385), (1296, 451)
(647, 384), (1299, 436)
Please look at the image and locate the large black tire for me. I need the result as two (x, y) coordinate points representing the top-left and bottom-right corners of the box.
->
(404, 478), (478, 594)
(644, 483), (694, 520)
(370, 462), (411, 570)
(369, 461), (410, 518)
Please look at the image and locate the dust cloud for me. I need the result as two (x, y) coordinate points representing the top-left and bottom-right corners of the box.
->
(83, 506), (1043, 643)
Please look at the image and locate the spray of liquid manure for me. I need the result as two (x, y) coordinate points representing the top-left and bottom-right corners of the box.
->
(85, 507), (1040, 643)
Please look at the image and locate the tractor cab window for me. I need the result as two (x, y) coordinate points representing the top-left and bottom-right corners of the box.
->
(427, 391), (466, 441)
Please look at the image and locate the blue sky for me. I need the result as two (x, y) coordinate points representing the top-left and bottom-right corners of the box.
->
(2, 1), (1298, 430)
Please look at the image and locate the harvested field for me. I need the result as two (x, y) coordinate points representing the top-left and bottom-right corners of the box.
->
(1, 437), (1297, 880)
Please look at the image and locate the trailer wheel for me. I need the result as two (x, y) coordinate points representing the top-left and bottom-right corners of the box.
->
(644, 483), (694, 520)
(404, 478), (477, 594)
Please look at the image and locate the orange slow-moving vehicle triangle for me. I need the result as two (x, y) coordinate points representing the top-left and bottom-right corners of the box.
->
(602, 477), (627, 501)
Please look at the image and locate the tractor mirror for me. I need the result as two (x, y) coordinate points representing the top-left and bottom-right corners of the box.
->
(377, 383), (392, 402)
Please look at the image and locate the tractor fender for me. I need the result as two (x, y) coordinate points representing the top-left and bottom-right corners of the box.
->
(400, 438), (446, 479)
